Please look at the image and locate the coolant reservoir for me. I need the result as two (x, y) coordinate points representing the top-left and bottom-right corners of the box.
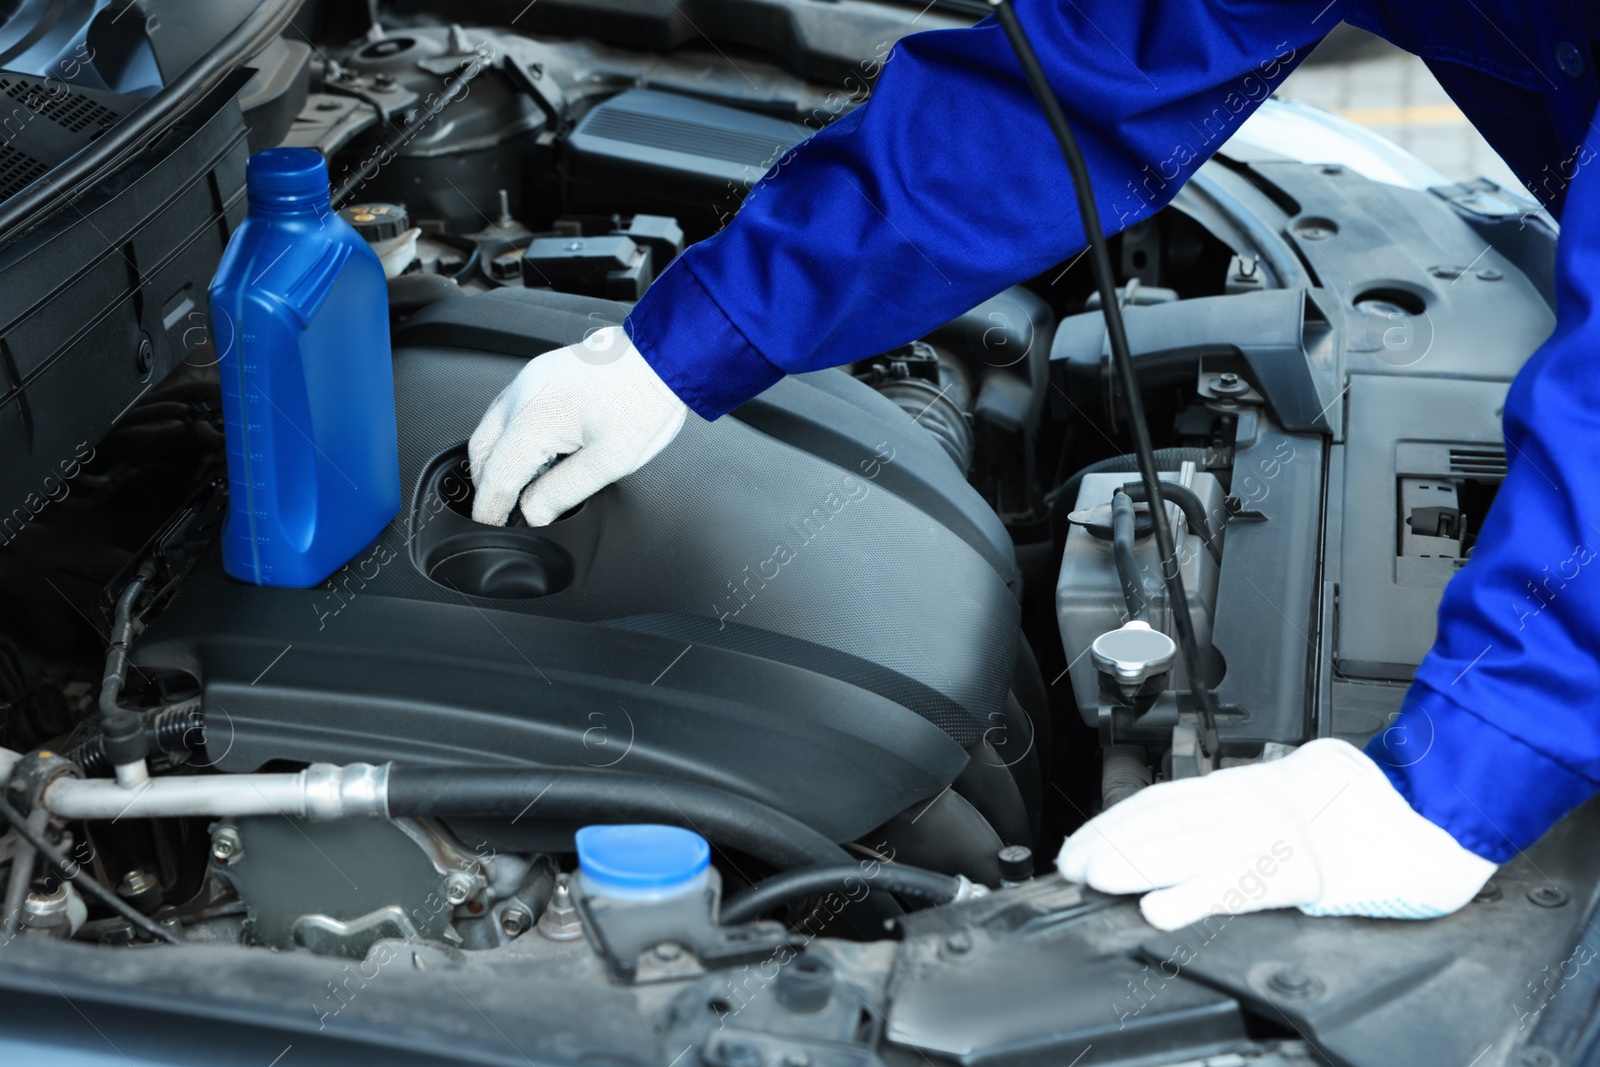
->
(1056, 469), (1224, 725)
(209, 148), (401, 587)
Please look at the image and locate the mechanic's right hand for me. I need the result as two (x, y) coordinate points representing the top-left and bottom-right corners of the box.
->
(468, 325), (689, 526)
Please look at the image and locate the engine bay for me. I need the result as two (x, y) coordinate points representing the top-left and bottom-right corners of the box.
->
(0, 2), (1588, 1064)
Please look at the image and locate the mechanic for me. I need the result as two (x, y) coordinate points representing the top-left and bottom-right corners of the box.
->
(466, 2), (1600, 931)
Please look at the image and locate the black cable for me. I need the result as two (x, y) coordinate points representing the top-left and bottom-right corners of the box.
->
(1110, 491), (1149, 624)
(1119, 480), (1223, 565)
(0, 796), (182, 945)
(96, 565), (156, 779)
(720, 863), (959, 925)
(385, 767), (857, 873)
(991, 0), (1221, 756)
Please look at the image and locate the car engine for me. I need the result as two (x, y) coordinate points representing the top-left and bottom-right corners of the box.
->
(0, 0), (1557, 978)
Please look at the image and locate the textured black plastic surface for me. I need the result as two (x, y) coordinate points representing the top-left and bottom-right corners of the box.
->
(0, 72), (250, 532)
(138, 289), (1021, 842)
(563, 88), (807, 217)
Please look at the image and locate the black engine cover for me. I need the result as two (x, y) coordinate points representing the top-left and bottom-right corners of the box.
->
(137, 290), (1022, 843)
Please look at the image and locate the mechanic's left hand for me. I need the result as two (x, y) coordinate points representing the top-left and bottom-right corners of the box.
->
(1056, 738), (1497, 930)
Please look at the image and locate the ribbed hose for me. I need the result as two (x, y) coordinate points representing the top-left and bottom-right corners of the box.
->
(64, 700), (206, 778)
(873, 377), (973, 473)
(719, 863), (959, 925)
(385, 767), (855, 872)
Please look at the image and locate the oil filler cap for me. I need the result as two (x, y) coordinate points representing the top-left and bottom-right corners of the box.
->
(576, 824), (710, 902)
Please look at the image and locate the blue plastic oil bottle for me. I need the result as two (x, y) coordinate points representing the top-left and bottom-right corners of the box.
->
(209, 148), (401, 587)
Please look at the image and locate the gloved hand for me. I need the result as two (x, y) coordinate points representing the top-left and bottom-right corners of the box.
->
(1057, 738), (1497, 930)
(468, 326), (689, 526)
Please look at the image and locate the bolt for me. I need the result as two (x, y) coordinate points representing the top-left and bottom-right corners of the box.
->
(443, 872), (474, 906)
(778, 1052), (811, 1067)
(1527, 884), (1569, 908)
(210, 826), (242, 865)
(1478, 268), (1504, 281)
(1519, 1049), (1559, 1067)
(500, 906), (531, 937)
(1430, 265), (1464, 280)
(653, 941), (684, 962)
(1210, 372), (1248, 396)
(943, 930), (973, 956)
(1267, 966), (1317, 998)
(373, 72), (396, 88)
(1473, 880), (1503, 903)
(136, 336), (154, 376)
(119, 869), (157, 897)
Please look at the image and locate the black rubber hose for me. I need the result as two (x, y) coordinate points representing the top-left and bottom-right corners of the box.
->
(1111, 491), (1149, 623)
(993, 0), (1221, 755)
(1120, 480), (1223, 565)
(719, 863), (959, 925)
(64, 700), (206, 778)
(1046, 448), (1209, 516)
(0, 795), (181, 945)
(385, 767), (857, 872)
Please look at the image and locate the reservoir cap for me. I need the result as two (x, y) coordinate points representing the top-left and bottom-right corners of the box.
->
(576, 824), (710, 898)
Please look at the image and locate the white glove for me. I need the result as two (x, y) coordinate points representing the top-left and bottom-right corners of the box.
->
(468, 326), (689, 526)
(1056, 738), (1497, 931)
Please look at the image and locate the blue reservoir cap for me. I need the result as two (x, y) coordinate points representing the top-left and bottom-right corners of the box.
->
(576, 824), (710, 895)
(247, 148), (330, 211)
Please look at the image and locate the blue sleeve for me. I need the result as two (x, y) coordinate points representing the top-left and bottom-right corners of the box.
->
(1368, 115), (1600, 863)
(622, 0), (1341, 420)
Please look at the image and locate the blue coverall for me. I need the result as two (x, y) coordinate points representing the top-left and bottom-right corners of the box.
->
(622, 2), (1600, 865)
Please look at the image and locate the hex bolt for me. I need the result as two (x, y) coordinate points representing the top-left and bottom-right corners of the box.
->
(1267, 966), (1317, 998)
(443, 872), (474, 906)
(1210, 372), (1248, 396)
(943, 930), (973, 956)
(500, 906), (531, 937)
(119, 869), (157, 897)
(1473, 880), (1503, 903)
(1478, 268), (1504, 281)
(1527, 884), (1569, 908)
(1519, 1048), (1559, 1067)
(779, 1052), (812, 1067)
(653, 941), (684, 962)
(210, 826), (242, 865)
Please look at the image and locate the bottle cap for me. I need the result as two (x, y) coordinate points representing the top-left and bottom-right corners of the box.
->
(246, 148), (330, 212)
(576, 824), (710, 899)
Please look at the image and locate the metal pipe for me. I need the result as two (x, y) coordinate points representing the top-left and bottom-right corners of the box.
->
(43, 764), (391, 822)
